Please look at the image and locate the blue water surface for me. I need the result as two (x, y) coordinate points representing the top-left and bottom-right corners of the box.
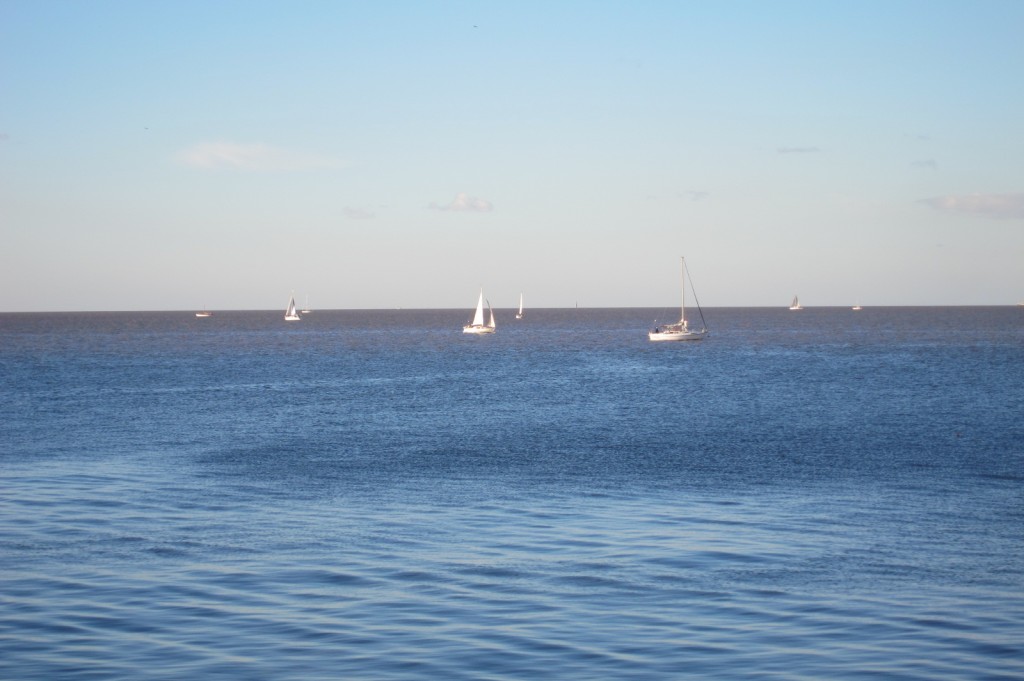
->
(1, 307), (1022, 679)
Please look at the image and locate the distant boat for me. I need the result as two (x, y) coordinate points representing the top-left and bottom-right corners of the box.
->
(852, 303), (863, 311)
(195, 309), (212, 318)
(649, 257), (708, 342)
(301, 295), (312, 314)
(463, 289), (496, 334)
(789, 295), (804, 310)
(284, 293), (301, 321)
(515, 293), (524, 320)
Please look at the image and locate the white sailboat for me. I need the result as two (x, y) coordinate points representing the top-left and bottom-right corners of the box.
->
(648, 257), (708, 341)
(284, 293), (301, 321)
(463, 289), (496, 334)
(195, 307), (212, 318)
(852, 303), (862, 311)
(301, 295), (312, 314)
(789, 295), (804, 310)
(515, 293), (524, 320)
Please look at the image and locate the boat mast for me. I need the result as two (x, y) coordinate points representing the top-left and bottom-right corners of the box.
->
(680, 257), (686, 326)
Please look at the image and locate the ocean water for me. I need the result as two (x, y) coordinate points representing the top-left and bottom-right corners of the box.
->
(1, 307), (1022, 680)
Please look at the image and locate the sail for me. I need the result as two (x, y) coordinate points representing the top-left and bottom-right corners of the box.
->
(285, 294), (301, 320)
(518, 293), (523, 315)
(487, 300), (496, 328)
(471, 290), (485, 326)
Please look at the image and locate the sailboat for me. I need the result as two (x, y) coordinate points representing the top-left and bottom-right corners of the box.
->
(195, 307), (212, 318)
(789, 295), (804, 310)
(284, 293), (301, 321)
(301, 295), (312, 314)
(515, 293), (524, 320)
(463, 289), (496, 334)
(648, 257), (708, 341)
(852, 303), (862, 311)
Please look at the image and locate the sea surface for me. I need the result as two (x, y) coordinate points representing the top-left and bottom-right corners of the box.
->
(1, 307), (1022, 680)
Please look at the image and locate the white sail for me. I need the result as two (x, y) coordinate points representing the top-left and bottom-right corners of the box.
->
(516, 293), (524, 319)
(487, 300), (496, 329)
(285, 294), (301, 321)
(471, 290), (485, 326)
(463, 288), (496, 334)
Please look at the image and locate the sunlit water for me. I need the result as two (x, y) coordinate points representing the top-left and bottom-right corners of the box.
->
(2, 307), (1022, 679)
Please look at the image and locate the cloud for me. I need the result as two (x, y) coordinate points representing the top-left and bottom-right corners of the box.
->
(777, 146), (820, 154)
(343, 206), (375, 220)
(175, 141), (340, 171)
(920, 192), (1024, 220)
(679, 190), (709, 201)
(429, 192), (494, 212)
(912, 159), (938, 170)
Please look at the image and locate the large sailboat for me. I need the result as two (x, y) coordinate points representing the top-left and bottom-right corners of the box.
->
(789, 295), (804, 310)
(284, 293), (301, 321)
(648, 257), (708, 341)
(463, 289), (496, 334)
(515, 293), (524, 320)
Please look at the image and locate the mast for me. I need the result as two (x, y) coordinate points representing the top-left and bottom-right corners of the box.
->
(680, 257), (687, 326)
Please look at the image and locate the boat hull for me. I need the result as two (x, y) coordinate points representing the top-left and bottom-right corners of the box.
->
(648, 330), (707, 341)
(463, 325), (495, 334)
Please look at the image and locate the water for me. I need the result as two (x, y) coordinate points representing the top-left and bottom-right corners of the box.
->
(1, 307), (1022, 679)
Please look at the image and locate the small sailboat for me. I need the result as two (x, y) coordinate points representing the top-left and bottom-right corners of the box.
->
(284, 293), (301, 321)
(515, 293), (524, 320)
(789, 295), (804, 310)
(463, 289), (496, 334)
(301, 295), (312, 314)
(852, 303), (862, 311)
(648, 257), (708, 341)
(195, 308), (212, 318)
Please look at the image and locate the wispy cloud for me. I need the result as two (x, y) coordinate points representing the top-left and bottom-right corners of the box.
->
(920, 192), (1024, 220)
(343, 206), (375, 220)
(777, 146), (820, 154)
(429, 192), (494, 212)
(679, 190), (709, 201)
(176, 141), (341, 171)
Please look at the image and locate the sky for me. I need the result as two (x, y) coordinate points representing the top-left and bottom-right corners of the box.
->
(2, 0), (1022, 311)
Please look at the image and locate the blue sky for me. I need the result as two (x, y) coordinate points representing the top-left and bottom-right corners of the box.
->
(2, 1), (1022, 311)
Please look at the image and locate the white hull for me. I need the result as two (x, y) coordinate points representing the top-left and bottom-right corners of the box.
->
(463, 325), (496, 334)
(648, 329), (706, 341)
(789, 306), (803, 310)
(195, 311), (212, 318)
(285, 314), (301, 321)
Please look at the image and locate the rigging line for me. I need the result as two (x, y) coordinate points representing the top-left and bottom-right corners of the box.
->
(685, 263), (708, 330)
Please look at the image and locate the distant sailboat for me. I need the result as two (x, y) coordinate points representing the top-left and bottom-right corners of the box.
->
(789, 295), (804, 310)
(852, 303), (862, 311)
(463, 289), (496, 334)
(515, 293), (524, 320)
(284, 293), (301, 321)
(301, 295), (312, 314)
(648, 257), (708, 341)
(195, 307), (212, 318)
